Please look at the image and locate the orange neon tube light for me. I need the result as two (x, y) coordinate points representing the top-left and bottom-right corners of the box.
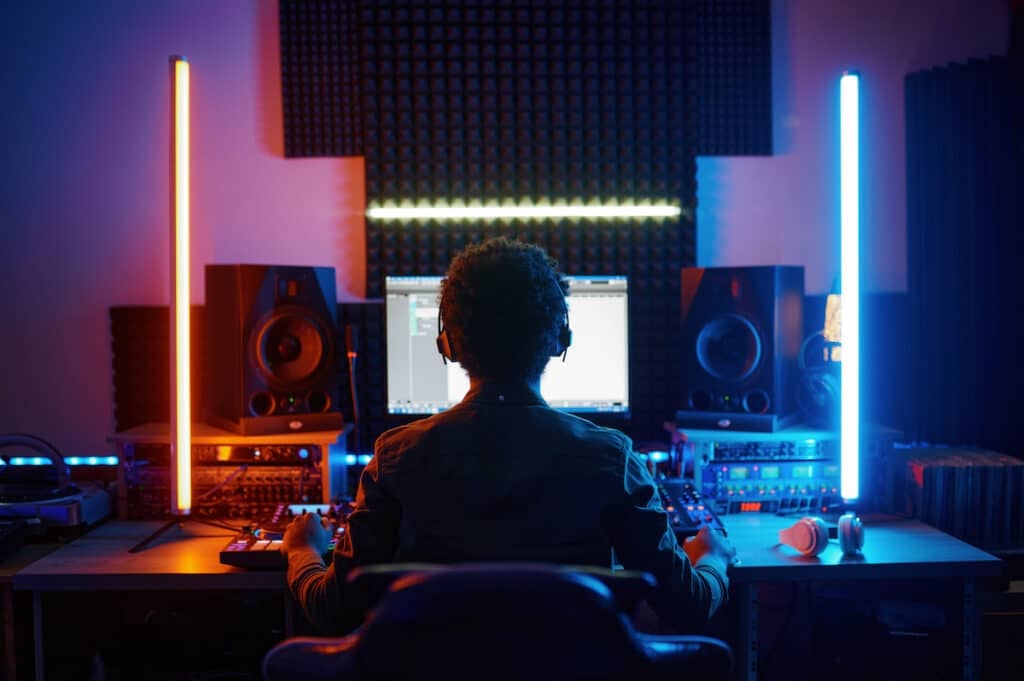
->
(170, 56), (191, 514)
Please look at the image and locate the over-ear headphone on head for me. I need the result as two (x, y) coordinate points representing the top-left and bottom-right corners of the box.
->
(436, 271), (572, 364)
(779, 516), (830, 556)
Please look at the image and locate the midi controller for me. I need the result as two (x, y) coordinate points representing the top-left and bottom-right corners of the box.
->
(220, 500), (354, 570)
(657, 478), (728, 537)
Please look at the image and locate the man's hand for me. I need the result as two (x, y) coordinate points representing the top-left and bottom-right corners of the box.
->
(683, 525), (737, 568)
(282, 512), (332, 557)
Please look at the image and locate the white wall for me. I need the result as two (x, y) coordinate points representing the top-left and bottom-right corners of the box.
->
(0, 1), (365, 456)
(0, 0), (1010, 456)
(697, 0), (1009, 294)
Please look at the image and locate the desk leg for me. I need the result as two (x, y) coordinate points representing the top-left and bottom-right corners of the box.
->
(963, 579), (979, 681)
(116, 443), (128, 520)
(3, 585), (15, 681)
(32, 591), (43, 681)
(284, 590), (295, 638)
(736, 583), (758, 681)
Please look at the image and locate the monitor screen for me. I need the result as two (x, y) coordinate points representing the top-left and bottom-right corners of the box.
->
(385, 275), (630, 415)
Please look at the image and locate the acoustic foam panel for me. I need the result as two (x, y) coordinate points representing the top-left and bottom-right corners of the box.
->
(280, 0), (363, 157)
(693, 0), (772, 156)
(358, 1), (697, 442)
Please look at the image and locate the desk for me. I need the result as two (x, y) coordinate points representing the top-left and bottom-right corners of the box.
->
(726, 513), (1004, 680)
(13, 521), (287, 681)
(11, 515), (1005, 681)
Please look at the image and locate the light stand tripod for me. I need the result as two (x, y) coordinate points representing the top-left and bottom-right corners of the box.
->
(128, 464), (248, 553)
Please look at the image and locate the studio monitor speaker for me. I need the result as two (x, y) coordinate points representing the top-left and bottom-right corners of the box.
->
(205, 264), (344, 435)
(678, 266), (804, 432)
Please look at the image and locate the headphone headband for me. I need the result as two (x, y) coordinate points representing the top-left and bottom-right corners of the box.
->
(437, 269), (572, 364)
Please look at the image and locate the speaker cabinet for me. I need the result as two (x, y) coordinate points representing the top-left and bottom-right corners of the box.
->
(205, 264), (344, 435)
(678, 266), (804, 432)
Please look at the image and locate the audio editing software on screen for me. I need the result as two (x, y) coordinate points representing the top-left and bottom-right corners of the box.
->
(385, 275), (630, 415)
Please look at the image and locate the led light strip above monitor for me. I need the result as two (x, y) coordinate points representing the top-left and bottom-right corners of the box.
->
(839, 71), (860, 502)
(366, 200), (682, 222)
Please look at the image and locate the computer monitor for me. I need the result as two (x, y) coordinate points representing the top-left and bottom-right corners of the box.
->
(385, 274), (630, 415)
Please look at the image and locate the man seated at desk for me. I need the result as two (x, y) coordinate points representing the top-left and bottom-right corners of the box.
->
(282, 237), (736, 632)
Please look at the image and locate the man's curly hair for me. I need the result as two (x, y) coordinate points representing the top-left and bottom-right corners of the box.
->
(439, 237), (568, 383)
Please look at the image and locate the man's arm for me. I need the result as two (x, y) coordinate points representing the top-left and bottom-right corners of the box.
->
(604, 449), (731, 630)
(283, 513), (341, 633)
(286, 547), (341, 633)
(284, 447), (401, 632)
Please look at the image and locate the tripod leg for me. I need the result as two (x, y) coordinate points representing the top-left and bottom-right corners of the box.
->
(128, 518), (182, 553)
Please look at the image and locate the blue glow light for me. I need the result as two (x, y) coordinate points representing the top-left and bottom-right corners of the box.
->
(298, 448), (310, 459)
(840, 71), (860, 501)
(344, 454), (357, 466)
(65, 456), (119, 466)
(357, 454), (373, 465)
(9, 457), (52, 466)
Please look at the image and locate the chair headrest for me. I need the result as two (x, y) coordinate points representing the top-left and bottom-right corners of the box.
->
(345, 561), (656, 615)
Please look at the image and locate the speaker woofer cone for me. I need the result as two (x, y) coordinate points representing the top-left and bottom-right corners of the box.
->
(253, 308), (330, 388)
(695, 313), (762, 382)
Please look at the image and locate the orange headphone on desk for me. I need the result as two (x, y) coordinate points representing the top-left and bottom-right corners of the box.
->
(779, 516), (830, 556)
(779, 513), (864, 556)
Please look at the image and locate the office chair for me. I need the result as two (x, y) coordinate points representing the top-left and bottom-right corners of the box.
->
(263, 562), (733, 681)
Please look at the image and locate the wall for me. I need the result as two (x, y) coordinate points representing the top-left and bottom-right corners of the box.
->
(0, 1), (365, 456)
(0, 0), (1011, 456)
(697, 0), (1009, 294)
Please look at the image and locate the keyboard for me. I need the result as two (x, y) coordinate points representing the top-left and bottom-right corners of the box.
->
(656, 478), (728, 538)
(220, 502), (352, 571)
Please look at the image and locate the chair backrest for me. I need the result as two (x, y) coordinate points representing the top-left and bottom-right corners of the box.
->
(264, 562), (732, 681)
(342, 561), (658, 620)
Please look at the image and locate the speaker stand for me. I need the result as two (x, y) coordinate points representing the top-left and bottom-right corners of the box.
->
(128, 514), (240, 554)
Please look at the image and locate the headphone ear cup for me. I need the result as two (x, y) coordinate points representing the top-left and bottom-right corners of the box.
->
(436, 329), (454, 363)
(798, 367), (840, 427)
(838, 513), (864, 555)
(779, 516), (829, 556)
(553, 324), (572, 357)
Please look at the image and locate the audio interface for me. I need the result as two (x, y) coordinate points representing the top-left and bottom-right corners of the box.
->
(120, 442), (325, 520)
(684, 426), (845, 516)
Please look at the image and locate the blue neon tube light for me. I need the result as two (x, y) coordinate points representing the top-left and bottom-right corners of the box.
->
(840, 71), (860, 501)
